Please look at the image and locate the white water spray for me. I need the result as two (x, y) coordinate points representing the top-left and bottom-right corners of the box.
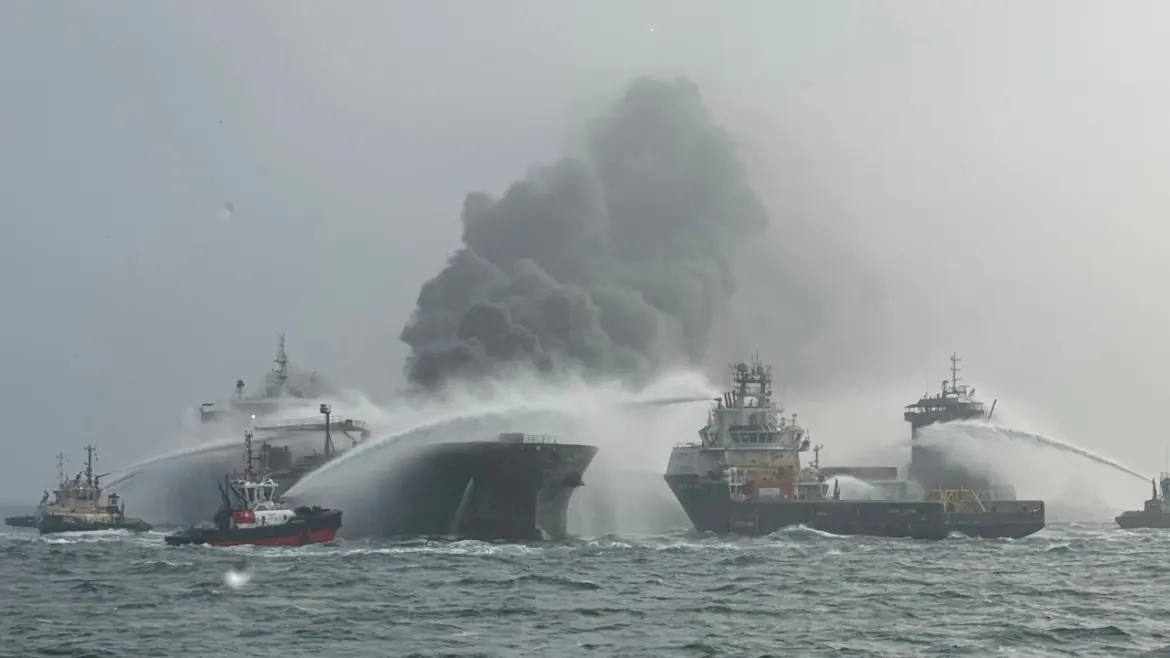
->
(104, 391), (402, 489)
(915, 418), (1150, 519)
(111, 369), (716, 536)
(920, 419), (1149, 482)
(274, 371), (717, 537)
(284, 371), (716, 498)
(831, 475), (888, 500)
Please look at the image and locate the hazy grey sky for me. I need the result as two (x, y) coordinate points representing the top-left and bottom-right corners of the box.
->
(3, 1), (1170, 499)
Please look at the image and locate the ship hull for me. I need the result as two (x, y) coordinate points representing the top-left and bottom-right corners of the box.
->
(1115, 511), (1170, 529)
(5, 515), (38, 528)
(665, 475), (950, 540)
(342, 440), (600, 542)
(38, 513), (152, 535)
(164, 508), (342, 547)
(943, 503), (1046, 538)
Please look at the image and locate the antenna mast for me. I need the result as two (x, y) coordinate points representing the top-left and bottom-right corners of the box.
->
(273, 333), (289, 389)
(950, 352), (963, 394)
(243, 431), (257, 480)
(320, 404), (334, 458)
(84, 445), (96, 488)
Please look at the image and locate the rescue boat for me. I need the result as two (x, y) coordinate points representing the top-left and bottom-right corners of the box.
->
(164, 430), (342, 547)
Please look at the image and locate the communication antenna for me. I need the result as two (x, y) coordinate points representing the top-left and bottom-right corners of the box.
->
(272, 333), (289, 389)
(84, 445), (97, 488)
(320, 404), (334, 458)
(243, 431), (257, 480)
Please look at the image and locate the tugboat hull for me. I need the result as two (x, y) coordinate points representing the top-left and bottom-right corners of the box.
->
(665, 476), (950, 540)
(38, 514), (152, 535)
(165, 508), (342, 547)
(1116, 511), (1170, 529)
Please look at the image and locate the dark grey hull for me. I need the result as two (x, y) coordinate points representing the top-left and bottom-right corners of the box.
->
(38, 513), (152, 535)
(665, 475), (950, 540)
(370, 441), (599, 542)
(1116, 511), (1170, 529)
(4, 515), (38, 528)
(273, 440), (600, 543)
(944, 504), (1046, 538)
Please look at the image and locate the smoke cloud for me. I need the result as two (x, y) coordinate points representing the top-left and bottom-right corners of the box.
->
(399, 76), (856, 390)
(400, 77), (769, 389)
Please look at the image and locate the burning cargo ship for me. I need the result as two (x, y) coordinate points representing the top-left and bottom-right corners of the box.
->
(173, 335), (599, 542)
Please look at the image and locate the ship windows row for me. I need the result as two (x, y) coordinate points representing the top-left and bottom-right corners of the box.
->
(735, 432), (777, 444)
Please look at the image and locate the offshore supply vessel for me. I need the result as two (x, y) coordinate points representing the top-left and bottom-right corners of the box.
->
(166, 430), (342, 547)
(903, 354), (1046, 538)
(664, 361), (950, 539)
(38, 446), (152, 535)
(1115, 474), (1170, 529)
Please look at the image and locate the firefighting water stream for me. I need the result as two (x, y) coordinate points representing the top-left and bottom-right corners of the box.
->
(104, 371), (720, 535)
(102, 367), (1155, 537)
(916, 419), (1149, 483)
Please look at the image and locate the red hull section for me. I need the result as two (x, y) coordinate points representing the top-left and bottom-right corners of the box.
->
(207, 526), (338, 548)
(165, 507), (343, 547)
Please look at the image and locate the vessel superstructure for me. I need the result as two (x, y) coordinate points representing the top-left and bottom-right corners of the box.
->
(193, 336), (372, 498)
(905, 353), (1010, 498)
(903, 354), (1045, 538)
(38, 446), (152, 535)
(664, 360), (949, 539)
(197, 334), (331, 424)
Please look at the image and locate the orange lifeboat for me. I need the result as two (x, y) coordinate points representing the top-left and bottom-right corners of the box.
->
(233, 510), (256, 525)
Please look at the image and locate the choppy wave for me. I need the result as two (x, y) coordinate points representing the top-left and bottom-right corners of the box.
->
(2, 522), (1169, 656)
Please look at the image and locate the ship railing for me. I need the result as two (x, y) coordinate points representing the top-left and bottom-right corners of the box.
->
(497, 433), (559, 444)
(253, 416), (368, 432)
(674, 442), (700, 448)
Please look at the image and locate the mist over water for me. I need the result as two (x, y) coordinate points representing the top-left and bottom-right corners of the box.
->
(915, 419), (1151, 520)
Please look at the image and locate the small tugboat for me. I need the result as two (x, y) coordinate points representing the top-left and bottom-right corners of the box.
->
(1116, 474), (1170, 529)
(165, 430), (342, 547)
(38, 446), (152, 534)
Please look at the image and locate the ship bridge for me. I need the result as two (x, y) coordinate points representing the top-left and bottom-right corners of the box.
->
(903, 353), (986, 430)
(905, 353), (1007, 498)
(692, 360), (811, 454)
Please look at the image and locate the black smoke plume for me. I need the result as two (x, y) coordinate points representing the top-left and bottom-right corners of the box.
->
(400, 77), (770, 390)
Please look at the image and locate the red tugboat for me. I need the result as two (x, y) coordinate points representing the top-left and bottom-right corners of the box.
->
(164, 430), (342, 547)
